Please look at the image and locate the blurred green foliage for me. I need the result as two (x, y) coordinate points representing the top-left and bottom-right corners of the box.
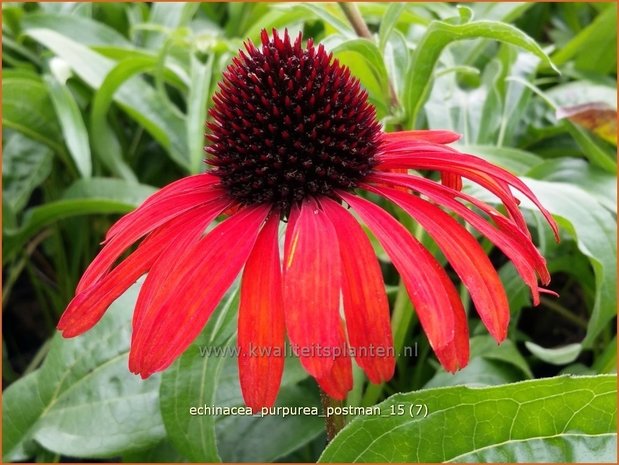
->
(2, 2), (617, 463)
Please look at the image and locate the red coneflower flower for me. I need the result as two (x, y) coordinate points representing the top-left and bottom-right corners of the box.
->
(58, 29), (558, 410)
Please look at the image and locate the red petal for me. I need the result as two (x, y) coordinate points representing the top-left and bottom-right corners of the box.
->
(105, 174), (219, 240)
(368, 172), (550, 304)
(315, 322), (353, 400)
(339, 192), (461, 365)
(238, 213), (285, 411)
(77, 184), (227, 294)
(117, 198), (229, 351)
(368, 184), (510, 342)
(321, 198), (395, 383)
(58, 205), (222, 337)
(377, 148), (559, 239)
(382, 130), (461, 144)
(130, 204), (270, 377)
(283, 199), (341, 379)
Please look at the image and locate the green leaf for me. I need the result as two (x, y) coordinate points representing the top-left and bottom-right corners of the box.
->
(2, 77), (63, 153)
(3, 178), (155, 264)
(21, 12), (133, 47)
(550, 6), (617, 74)
(43, 74), (92, 178)
(2, 282), (165, 461)
(525, 341), (582, 366)
(23, 28), (189, 169)
(325, 37), (390, 105)
(2, 131), (53, 212)
(520, 179), (616, 349)
(404, 18), (557, 127)
(527, 158), (616, 212)
(186, 54), (213, 174)
(320, 375), (617, 462)
(62, 177), (156, 204)
(378, 3), (406, 51)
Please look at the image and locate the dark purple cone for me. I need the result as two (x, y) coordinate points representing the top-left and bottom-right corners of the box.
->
(206, 29), (382, 212)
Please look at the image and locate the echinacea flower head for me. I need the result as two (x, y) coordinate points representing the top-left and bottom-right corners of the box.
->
(58, 29), (558, 411)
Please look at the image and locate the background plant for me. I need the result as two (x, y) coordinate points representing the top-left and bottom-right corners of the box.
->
(2, 2), (617, 463)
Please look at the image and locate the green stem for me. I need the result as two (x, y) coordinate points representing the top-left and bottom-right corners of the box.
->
(320, 389), (346, 441)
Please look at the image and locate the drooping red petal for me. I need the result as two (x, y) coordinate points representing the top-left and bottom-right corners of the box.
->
(368, 184), (510, 342)
(339, 192), (463, 367)
(377, 149), (559, 240)
(433, 267), (470, 372)
(368, 172), (550, 304)
(315, 322), (353, 400)
(283, 199), (341, 379)
(77, 183), (227, 294)
(321, 198), (394, 383)
(58, 204), (224, 337)
(382, 130), (461, 145)
(130, 204), (270, 377)
(127, 197), (230, 346)
(238, 213), (285, 411)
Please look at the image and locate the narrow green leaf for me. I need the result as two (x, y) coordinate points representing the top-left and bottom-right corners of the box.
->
(22, 12), (133, 47)
(550, 7), (617, 74)
(186, 54), (213, 174)
(3, 178), (155, 264)
(525, 342), (582, 366)
(43, 74), (92, 178)
(320, 375), (617, 462)
(378, 3), (406, 51)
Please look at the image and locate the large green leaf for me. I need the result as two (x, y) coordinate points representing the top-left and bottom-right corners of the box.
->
(527, 158), (616, 212)
(2, 131), (53, 213)
(520, 179), (617, 349)
(23, 28), (189, 169)
(2, 282), (165, 461)
(320, 375), (617, 462)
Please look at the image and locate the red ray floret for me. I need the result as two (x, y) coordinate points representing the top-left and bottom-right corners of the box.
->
(283, 199), (342, 379)
(339, 191), (469, 371)
(321, 198), (395, 383)
(238, 213), (285, 411)
(130, 204), (269, 377)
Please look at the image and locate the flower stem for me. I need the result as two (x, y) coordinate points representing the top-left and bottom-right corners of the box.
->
(339, 2), (373, 39)
(320, 389), (346, 441)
